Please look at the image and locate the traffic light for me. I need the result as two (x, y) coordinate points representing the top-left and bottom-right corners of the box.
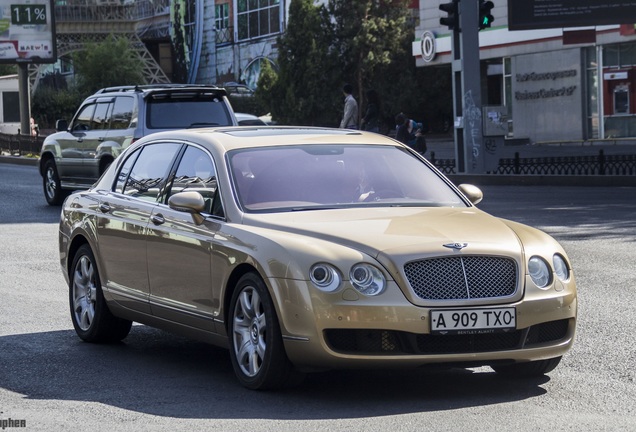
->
(439, 0), (459, 31)
(479, 0), (495, 30)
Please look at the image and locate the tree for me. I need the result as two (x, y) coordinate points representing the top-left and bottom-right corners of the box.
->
(0, 64), (17, 76)
(73, 34), (145, 96)
(327, 0), (412, 123)
(264, 0), (339, 126)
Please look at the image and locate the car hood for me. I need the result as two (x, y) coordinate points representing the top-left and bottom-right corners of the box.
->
(243, 206), (524, 263)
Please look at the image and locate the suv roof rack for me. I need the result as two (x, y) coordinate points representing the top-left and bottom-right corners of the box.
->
(94, 83), (221, 95)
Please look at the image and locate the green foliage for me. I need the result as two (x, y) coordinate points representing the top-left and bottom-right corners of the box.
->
(255, 60), (278, 117)
(258, 0), (452, 131)
(267, 0), (340, 126)
(31, 86), (83, 130)
(171, 0), (189, 83)
(0, 64), (17, 76)
(72, 34), (145, 96)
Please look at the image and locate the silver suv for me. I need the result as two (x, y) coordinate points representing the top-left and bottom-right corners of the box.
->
(39, 84), (237, 205)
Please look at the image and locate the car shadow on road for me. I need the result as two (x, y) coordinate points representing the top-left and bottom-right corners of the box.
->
(0, 325), (550, 419)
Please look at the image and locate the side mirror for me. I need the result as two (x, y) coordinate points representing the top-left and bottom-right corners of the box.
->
(168, 191), (206, 225)
(458, 184), (483, 205)
(56, 119), (68, 132)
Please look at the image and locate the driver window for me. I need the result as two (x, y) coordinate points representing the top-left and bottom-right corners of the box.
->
(72, 103), (96, 132)
(168, 146), (222, 216)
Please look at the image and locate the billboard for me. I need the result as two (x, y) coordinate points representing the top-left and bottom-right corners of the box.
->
(0, 0), (56, 63)
(508, 0), (636, 31)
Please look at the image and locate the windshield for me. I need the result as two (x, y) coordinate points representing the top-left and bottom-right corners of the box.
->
(228, 144), (468, 212)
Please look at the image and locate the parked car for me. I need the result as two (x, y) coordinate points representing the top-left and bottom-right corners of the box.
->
(235, 112), (267, 126)
(59, 126), (577, 390)
(222, 82), (255, 97)
(39, 84), (237, 205)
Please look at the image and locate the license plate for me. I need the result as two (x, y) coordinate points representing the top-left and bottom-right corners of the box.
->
(430, 308), (516, 334)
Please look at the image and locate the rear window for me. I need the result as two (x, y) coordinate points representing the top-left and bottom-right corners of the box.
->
(146, 94), (233, 129)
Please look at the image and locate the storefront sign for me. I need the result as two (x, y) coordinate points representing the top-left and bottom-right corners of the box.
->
(515, 69), (578, 101)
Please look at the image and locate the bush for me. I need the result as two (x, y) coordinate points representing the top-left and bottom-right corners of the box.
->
(32, 86), (83, 130)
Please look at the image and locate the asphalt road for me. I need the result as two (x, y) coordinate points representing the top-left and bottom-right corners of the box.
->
(1, 163), (635, 431)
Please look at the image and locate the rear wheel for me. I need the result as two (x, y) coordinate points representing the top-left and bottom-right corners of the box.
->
(43, 159), (66, 206)
(69, 244), (132, 343)
(228, 272), (304, 390)
(492, 356), (562, 377)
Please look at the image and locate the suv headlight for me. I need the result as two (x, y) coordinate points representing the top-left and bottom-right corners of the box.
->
(528, 256), (551, 288)
(350, 264), (386, 296)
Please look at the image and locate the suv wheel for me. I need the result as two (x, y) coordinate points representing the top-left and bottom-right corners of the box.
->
(43, 159), (65, 205)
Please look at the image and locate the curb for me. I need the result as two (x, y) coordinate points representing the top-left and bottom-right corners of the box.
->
(0, 155), (39, 166)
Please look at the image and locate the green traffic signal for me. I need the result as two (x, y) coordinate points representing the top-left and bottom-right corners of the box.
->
(479, 0), (494, 30)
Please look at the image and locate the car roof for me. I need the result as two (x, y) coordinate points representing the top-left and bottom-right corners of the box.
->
(142, 126), (400, 153)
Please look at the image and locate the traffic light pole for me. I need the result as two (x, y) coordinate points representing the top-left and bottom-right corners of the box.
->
(450, 0), (485, 174)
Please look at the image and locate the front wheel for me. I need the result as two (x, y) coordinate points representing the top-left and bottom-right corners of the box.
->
(228, 273), (304, 390)
(69, 244), (132, 343)
(492, 356), (562, 377)
(43, 159), (66, 206)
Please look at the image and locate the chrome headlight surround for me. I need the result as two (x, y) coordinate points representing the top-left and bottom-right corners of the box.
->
(349, 263), (386, 296)
(553, 254), (570, 282)
(528, 256), (552, 288)
(310, 263), (342, 292)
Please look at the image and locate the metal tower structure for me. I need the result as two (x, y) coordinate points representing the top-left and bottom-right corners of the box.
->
(31, 0), (172, 91)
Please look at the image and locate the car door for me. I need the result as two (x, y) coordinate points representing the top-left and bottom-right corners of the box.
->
(146, 144), (222, 332)
(55, 102), (96, 181)
(94, 142), (183, 314)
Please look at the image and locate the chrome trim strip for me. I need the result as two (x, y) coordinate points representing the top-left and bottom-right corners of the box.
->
(282, 335), (310, 342)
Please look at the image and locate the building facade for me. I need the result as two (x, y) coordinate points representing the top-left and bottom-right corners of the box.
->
(412, 2), (636, 143)
(195, 0), (291, 88)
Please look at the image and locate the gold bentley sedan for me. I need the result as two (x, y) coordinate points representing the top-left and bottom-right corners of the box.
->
(59, 127), (577, 390)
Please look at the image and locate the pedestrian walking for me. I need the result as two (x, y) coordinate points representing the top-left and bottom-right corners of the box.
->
(361, 90), (380, 133)
(339, 84), (358, 129)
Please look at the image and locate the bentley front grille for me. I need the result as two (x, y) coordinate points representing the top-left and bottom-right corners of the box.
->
(404, 256), (517, 301)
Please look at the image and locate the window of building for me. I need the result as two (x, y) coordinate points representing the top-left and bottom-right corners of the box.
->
(237, 0), (281, 41)
(215, 3), (231, 44)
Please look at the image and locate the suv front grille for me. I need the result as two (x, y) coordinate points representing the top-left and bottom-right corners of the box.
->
(404, 256), (517, 301)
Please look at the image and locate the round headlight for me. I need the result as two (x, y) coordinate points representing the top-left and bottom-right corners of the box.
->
(310, 263), (341, 292)
(528, 256), (551, 288)
(349, 264), (386, 296)
(553, 254), (570, 281)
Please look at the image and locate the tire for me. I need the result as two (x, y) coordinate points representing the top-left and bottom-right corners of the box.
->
(492, 356), (562, 377)
(69, 244), (132, 343)
(228, 273), (304, 390)
(43, 159), (66, 206)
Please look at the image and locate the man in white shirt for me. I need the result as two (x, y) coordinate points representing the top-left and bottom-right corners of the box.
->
(339, 84), (358, 129)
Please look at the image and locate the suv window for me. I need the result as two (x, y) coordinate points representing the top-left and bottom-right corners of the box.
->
(73, 104), (96, 131)
(92, 102), (111, 130)
(146, 95), (232, 129)
(110, 96), (135, 130)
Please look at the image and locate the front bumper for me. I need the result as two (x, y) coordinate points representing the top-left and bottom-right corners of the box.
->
(270, 278), (577, 370)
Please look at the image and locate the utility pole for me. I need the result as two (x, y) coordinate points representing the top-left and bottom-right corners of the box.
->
(440, 0), (492, 173)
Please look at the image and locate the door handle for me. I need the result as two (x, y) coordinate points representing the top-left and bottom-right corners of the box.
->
(150, 214), (165, 225)
(98, 202), (111, 213)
